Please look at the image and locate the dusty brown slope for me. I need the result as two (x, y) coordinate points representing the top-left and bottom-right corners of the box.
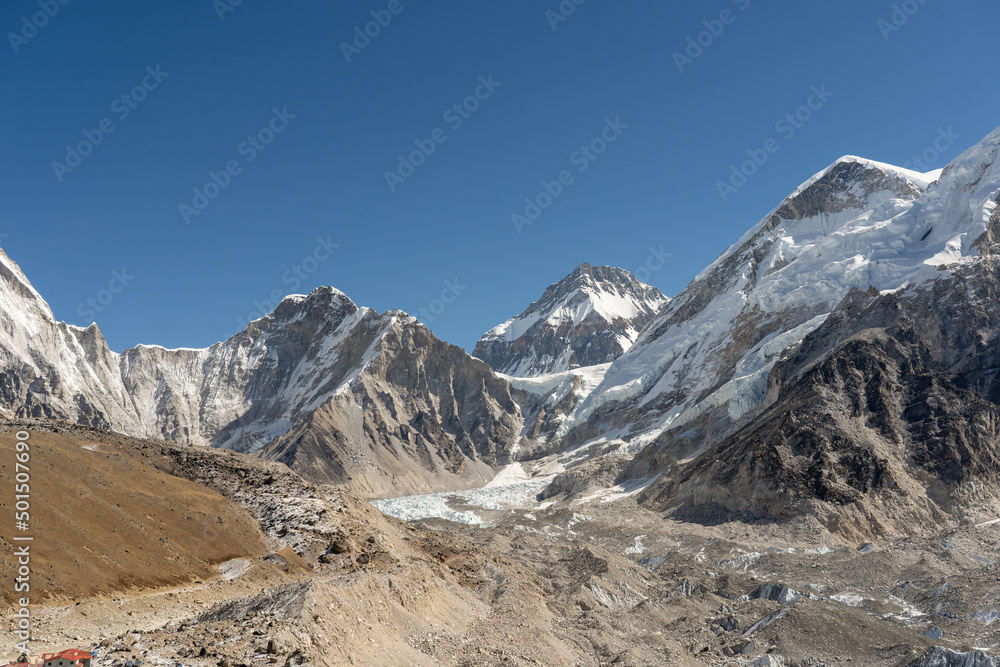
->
(0, 427), (268, 604)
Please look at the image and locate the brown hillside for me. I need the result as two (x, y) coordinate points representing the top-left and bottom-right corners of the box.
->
(0, 429), (268, 604)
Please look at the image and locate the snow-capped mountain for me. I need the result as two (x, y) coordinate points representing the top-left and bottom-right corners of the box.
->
(260, 316), (525, 497)
(536, 126), (1000, 534)
(0, 260), (525, 495)
(545, 153), (950, 458)
(0, 246), (140, 429)
(7, 126), (1000, 516)
(635, 264), (1000, 539)
(473, 263), (669, 377)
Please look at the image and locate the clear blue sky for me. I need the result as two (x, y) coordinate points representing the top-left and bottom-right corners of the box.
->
(2, 1), (998, 352)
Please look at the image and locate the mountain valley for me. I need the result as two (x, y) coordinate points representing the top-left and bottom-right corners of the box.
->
(6, 127), (1000, 664)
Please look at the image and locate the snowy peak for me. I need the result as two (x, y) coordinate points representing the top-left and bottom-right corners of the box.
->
(795, 154), (940, 197)
(781, 157), (928, 220)
(122, 288), (435, 454)
(243, 285), (360, 335)
(481, 263), (667, 342)
(0, 245), (56, 324)
(473, 264), (669, 377)
(697, 155), (938, 287)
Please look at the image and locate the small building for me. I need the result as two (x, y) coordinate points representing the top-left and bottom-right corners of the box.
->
(40, 650), (92, 667)
(2, 648), (92, 667)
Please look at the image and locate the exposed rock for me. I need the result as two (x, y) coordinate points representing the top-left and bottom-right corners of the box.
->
(739, 582), (800, 605)
(910, 647), (999, 667)
(329, 539), (351, 554)
(637, 261), (1000, 539)
(968, 609), (999, 626)
(259, 315), (525, 496)
(744, 609), (789, 637)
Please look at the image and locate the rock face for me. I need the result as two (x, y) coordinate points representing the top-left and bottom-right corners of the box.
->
(0, 248), (139, 430)
(119, 288), (376, 452)
(473, 263), (668, 377)
(910, 647), (999, 667)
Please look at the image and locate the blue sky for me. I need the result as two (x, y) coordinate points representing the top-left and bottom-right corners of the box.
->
(2, 1), (998, 352)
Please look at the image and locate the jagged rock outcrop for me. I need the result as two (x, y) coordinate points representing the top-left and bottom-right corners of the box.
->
(910, 647), (999, 667)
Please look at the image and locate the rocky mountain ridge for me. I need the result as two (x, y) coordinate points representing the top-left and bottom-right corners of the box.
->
(0, 269), (530, 495)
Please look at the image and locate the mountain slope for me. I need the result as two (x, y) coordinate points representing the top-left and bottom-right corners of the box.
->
(636, 265), (1000, 540)
(0, 425), (268, 604)
(473, 263), (669, 377)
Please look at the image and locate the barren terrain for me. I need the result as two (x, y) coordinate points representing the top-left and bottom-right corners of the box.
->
(2, 421), (998, 665)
